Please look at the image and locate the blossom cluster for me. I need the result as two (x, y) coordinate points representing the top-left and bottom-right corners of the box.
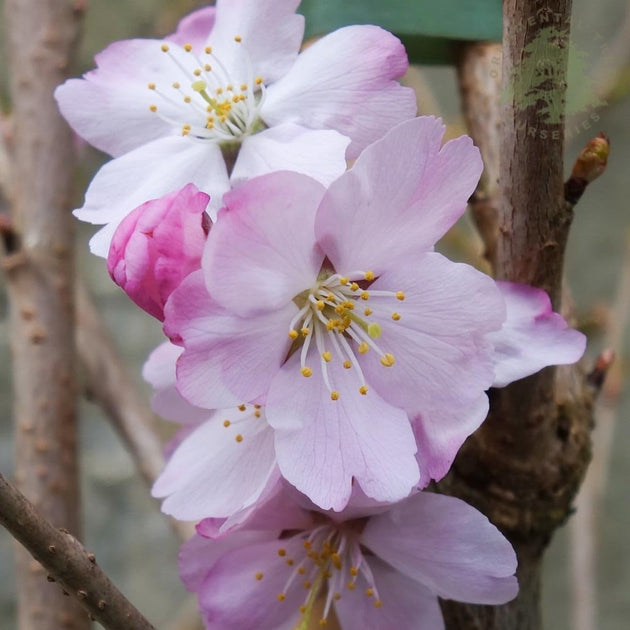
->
(56, 1), (586, 628)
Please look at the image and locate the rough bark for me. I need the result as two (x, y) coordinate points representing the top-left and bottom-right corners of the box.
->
(0, 474), (155, 630)
(2, 1), (86, 628)
(442, 2), (594, 629)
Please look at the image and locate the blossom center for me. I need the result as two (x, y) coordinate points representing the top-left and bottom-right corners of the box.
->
(147, 36), (266, 144)
(288, 270), (404, 399)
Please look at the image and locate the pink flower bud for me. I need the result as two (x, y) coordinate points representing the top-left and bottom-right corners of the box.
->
(107, 184), (210, 320)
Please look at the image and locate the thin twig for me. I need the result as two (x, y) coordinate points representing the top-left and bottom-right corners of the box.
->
(0, 473), (155, 630)
(3, 0), (86, 627)
(76, 282), (194, 542)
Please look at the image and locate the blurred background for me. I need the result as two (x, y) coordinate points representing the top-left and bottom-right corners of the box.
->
(0, 0), (628, 628)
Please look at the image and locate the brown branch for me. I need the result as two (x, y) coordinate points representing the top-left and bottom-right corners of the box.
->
(76, 282), (194, 542)
(0, 473), (155, 630)
(3, 1), (86, 627)
(441, 3), (597, 629)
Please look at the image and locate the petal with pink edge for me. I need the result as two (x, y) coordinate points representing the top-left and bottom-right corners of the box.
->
(152, 407), (276, 520)
(164, 271), (296, 409)
(362, 492), (519, 605)
(209, 0), (304, 84)
(334, 556), (445, 630)
(197, 536), (306, 630)
(263, 25), (416, 159)
(316, 117), (459, 274)
(142, 342), (209, 424)
(232, 124), (349, 188)
(490, 282), (586, 387)
(267, 350), (419, 511)
(203, 171), (325, 316)
(166, 7), (216, 49)
(75, 136), (226, 257)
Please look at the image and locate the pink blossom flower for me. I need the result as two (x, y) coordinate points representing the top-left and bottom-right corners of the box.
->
(107, 184), (209, 320)
(179, 486), (518, 630)
(54, 0), (416, 256)
(164, 117), (585, 512)
(144, 342), (279, 520)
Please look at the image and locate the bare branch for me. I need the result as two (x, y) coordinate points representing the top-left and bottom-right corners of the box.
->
(3, 0), (86, 626)
(0, 473), (155, 630)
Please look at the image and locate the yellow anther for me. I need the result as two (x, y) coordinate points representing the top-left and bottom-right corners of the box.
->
(204, 46), (212, 54)
(303, 541), (312, 549)
(322, 351), (332, 362)
(255, 76), (263, 85)
(184, 96), (191, 103)
(255, 404), (262, 409)
(184, 43), (193, 52)
(238, 404), (246, 411)
(161, 44), (169, 52)
(339, 276), (349, 285)
(182, 128), (189, 136)
(232, 95), (240, 103)
(347, 582), (356, 590)
(365, 588), (374, 597)
(359, 385), (368, 395)
(364, 308), (373, 316)
(319, 619), (327, 626)
(301, 367), (313, 378)
(216, 87), (223, 94)
(333, 593), (341, 601)
(289, 329), (299, 340)
(316, 300), (325, 310)
(234, 35), (242, 42)
(350, 282), (360, 291)
(286, 558), (294, 566)
(193, 68), (202, 76)
(327, 293), (335, 301)
(235, 434), (243, 443)
(364, 270), (375, 281)
(391, 312), (401, 321)
(172, 81), (181, 89)
(360, 291), (370, 300)
(147, 82), (156, 90)
(374, 600), (383, 608)
(301, 327), (310, 337)
(254, 410), (261, 418)
(277, 593), (286, 602)
(367, 323), (382, 339)
(326, 320), (336, 331)
(298, 566), (307, 575)
(255, 572), (263, 581)
(227, 84), (234, 91)
(149, 105), (157, 112)
(343, 301), (355, 310)
(192, 80), (207, 92)
(204, 64), (212, 71)
(182, 124), (191, 130)
(358, 342), (370, 354)
(240, 83), (248, 91)
(349, 567), (358, 576)
(278, 548), (287, 557)
(380, 353), (396, 367)
(331, 553), (342, 569)
(299, 605), (307, 613)
(330, 391), (340, 401)
(303, 581), (311, 589)
(223, 419), (230, 427)
(396, 291), (406, 301)
(343, 360), (352, 369)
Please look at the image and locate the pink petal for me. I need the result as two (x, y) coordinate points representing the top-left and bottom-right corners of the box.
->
(203, 171), (325, 316)
(315, 117), (469, 274)
(75, 136), (227, 257)
(164, 271), (296, 409)
(362, 493), (519, 605)
(166, 7), (216, 49)
(142, 342), (209, 424)
(358, 254), (503, 417)
(152, 408), (276, 520)
(262, 25), (416, 158)
(196, 536), (306, 629)
(107, 184), (209, 320)
(232, 124), (349, 187)
(334, 556), (445, 630)
(55, 39), (184, 157)
(490, 282), (587, 387)
(267, 350), (419, 511)
(179, 530), (278, 592)
(210, 0), (304, 84)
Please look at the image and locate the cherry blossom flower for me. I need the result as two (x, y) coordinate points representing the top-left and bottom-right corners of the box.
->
(164, 116), (585, 512)
(107, 184), (210, 320)
(55, 0), (416, 256)
(180, 486), (518, 630)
